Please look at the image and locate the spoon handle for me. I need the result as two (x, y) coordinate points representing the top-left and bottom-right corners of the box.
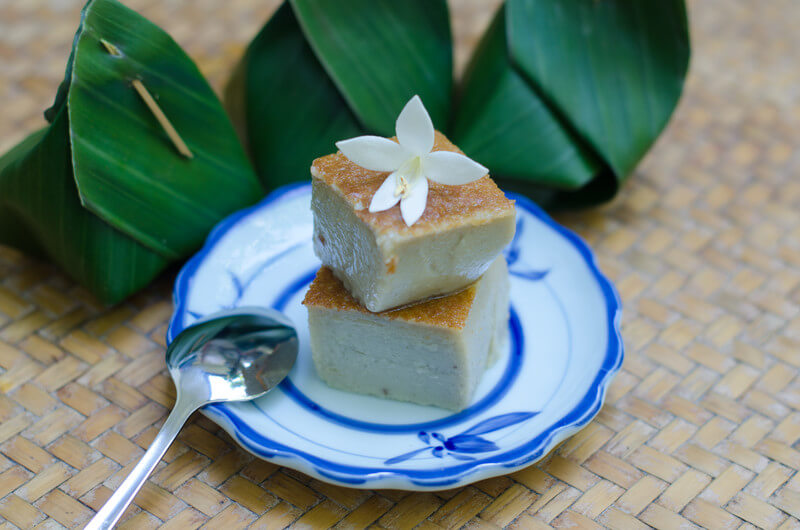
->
(85, 396), (198, 530)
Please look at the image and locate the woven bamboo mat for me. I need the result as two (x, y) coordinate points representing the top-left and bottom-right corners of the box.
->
(1, 0), (799, 528)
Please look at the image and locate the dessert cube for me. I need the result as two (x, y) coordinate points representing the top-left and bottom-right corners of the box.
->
(311, 131), (515, 312)
(303, 256), (509, 411)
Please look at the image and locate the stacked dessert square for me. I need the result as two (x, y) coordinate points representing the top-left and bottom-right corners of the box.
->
(303, 96), (516, 411)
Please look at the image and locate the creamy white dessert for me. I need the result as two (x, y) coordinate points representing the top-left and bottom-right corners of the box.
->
(311, 131), (516, 313)
(303, 256), (509, 411)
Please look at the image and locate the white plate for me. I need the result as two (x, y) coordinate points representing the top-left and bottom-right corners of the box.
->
(168, 183), (622, 490)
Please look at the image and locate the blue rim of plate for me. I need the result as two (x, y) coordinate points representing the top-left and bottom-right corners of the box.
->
(168, 182), (623, 488)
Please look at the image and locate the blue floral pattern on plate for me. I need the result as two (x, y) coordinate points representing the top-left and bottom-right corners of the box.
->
(168, 183), (623, 490)
(386, 412), (538, 464)
(505, 218), (551, 281)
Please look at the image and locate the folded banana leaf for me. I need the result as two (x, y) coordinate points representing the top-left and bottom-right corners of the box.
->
(0, 0), (263, 304)
(452, 0), (690, 209)
(226, 0), (453, 191)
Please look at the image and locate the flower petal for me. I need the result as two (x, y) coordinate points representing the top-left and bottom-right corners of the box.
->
(423, 151), (488, 185)
(336, 136), (408, 171)
(396, 95), (434, 156)
(400, 175), (428, 226)
(369, 172), (402, 212)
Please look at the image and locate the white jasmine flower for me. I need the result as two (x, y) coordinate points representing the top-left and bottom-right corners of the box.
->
(335, 95), (488, 226)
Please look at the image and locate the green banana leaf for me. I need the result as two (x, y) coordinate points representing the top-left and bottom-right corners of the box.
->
(0, 110), (167, 304)
(0, 0), (263, 304)
(450, 7), (601, 192)
(226, 0), (453, 191)
(453, 0), (690, 208)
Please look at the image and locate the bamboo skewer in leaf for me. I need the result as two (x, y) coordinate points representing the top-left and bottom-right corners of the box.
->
(0, 0), (263, 304)
(102, 35), (194, 160)
(130, 80), (195, 160)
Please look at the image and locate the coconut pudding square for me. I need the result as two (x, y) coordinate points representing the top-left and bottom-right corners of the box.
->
(311, 130), (515, 312)
(302, 256), (509, 411)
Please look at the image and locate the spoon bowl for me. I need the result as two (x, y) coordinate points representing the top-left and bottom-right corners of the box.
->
(86, 307), (298, 529)
(167, 308), (298, 404)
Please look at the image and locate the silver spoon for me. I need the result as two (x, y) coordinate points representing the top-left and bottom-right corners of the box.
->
(86, 307), (298, 530)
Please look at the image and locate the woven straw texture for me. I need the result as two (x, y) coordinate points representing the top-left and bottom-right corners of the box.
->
(1, 0), (799, 528)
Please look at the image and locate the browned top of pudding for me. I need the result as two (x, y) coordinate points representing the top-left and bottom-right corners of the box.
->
(303, 267), (476, 330)
(311, 131), (515, 236)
